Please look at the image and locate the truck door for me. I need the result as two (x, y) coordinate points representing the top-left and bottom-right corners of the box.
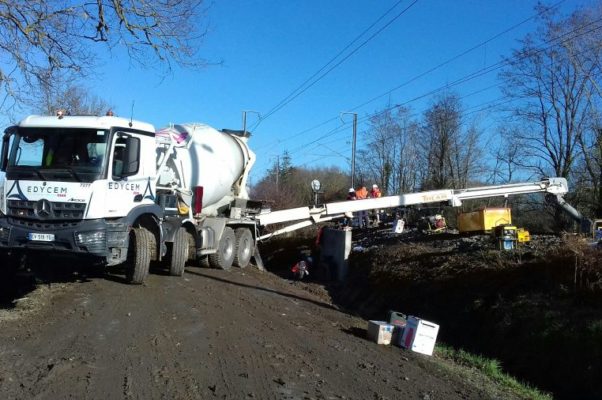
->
(104, 132), (153, 217)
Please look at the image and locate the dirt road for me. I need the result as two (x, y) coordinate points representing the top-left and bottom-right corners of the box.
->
(0, 264), (489, 400)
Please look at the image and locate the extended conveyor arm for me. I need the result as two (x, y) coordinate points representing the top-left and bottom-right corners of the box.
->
(256, 177), (569, 240)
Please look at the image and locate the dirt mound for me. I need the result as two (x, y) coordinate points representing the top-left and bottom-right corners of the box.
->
(331, 228), (602, 399)
(259, 228), (602, 398)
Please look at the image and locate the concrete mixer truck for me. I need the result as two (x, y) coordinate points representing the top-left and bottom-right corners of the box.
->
(0, 114), (263, 283)
(0, 112), (575, 285)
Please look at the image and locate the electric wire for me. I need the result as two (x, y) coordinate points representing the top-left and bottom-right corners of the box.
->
(252, 0), (407, 129)
(250, 0), (420, 131)
(286, 16), (602, 158)
(254, 0), (565, 153)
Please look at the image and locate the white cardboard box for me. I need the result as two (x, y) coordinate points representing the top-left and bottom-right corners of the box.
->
(367, 320), (394, 345)
(392, 219), (405, 233)
(400, 316), (439, 356)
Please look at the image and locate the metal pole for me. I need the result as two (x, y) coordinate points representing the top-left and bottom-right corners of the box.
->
(340, 112), (358, 189)
(242, 110), (260, 135)
(351, 113), (357, 189)
(276, 155), (280, 192)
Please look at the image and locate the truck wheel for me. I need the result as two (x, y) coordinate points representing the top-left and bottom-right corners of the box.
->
(0, 251), (19, 280)
(233, 228), (253, 268)
(199, 256), (210, 268)
(209, 227), (235, 270)
(187, 231), (196, 261)
(169, 227), (189, 277)
(125, 228), (152, 284)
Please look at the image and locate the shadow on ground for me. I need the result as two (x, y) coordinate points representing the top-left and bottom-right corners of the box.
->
(0, 252), (170, 309)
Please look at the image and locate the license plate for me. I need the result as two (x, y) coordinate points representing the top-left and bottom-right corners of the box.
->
(27, 233), (55, 242)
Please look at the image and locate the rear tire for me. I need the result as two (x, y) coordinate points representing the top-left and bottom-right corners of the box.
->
(169, 228), (189, 276)
(199, 256), (210, 268)
(233, 228), (253, 268)
(126, 228), (152, 284)
(209, 227), (235, 270)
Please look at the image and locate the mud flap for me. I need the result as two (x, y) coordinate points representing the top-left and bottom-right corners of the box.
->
(251, 243), (264, 271)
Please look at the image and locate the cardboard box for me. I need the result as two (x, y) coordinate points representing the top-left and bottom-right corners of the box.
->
(400, 316), (439, 356)
(367, 320), (394, 345)
(392, 219), (405, 233)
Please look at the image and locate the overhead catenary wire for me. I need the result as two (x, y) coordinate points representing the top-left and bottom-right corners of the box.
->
(252, 0), (407, 126)
(294, 95), (522, 170)
(250, 0), (420, 131)
(299, 93), (517, 160)
(283, 16), (602, 159)
(291, 84), (505, 156)
(254, 0), (566, 154)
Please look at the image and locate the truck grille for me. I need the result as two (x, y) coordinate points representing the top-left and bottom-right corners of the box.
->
(7, 200), (86, 221)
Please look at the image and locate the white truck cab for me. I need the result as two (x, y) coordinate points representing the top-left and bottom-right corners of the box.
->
(0, 114), (162, 280)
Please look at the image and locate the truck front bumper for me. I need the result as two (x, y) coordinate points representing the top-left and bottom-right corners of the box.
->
(0, 218), (130, 266)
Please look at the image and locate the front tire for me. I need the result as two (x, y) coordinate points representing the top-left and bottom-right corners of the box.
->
(209, 227), (235, 270)
(169, 227), (190, 276)
(126, 228), (152, 284)
(233, 228), (253, 268)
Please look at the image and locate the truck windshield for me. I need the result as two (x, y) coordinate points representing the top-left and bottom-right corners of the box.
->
(7, 127), (109, 182)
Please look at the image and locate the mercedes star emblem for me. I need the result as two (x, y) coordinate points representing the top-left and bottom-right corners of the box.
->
(35, 199), (52, 218)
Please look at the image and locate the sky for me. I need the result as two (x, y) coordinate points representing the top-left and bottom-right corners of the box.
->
(15, 0), (601, 184)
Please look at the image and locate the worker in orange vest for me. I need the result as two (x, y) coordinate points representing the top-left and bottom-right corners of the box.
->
(355, 186), (368, 199)
(355, 186), (370, 228)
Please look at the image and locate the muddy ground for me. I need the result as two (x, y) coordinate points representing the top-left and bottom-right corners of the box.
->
(1, 253), (510, 400)
(1, 227), (600, 399)
(262, 227), (602, 400)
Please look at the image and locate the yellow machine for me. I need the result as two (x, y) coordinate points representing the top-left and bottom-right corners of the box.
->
(517, 228), (530, 243)
(458, 208), (512, 233)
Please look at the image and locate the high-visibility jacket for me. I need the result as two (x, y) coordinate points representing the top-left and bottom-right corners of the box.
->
(356, 187), (368, 199)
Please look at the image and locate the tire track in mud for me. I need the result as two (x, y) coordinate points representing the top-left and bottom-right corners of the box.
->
(201, 272), (278, 400)
(0, 265), (491, 400)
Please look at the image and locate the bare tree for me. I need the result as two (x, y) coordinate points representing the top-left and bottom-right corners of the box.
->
(0, 0), (209, 113)
(357, 108), (397, 193)
(36, 82), (113, 116)
(499, 5), (602, 180)
(490, 127), (527, 184)
(356, 106), (420, 194)
(393, 108), (421, 194)
(420, 94), (481, 189)
(252, 153), (349, 210)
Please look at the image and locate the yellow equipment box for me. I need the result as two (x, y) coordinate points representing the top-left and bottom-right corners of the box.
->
(458, 208), (512, 233)
(517, 228), (530, 243)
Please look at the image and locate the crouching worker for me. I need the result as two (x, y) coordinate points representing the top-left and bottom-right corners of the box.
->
(291, 255), (312, 280)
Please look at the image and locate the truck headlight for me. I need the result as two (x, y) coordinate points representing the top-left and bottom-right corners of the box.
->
(0, 226), (9, 242)
(75, 231), (106, 246)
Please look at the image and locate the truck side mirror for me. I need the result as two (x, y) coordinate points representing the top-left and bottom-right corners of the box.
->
(120, 135), (140, 177)
(1, 128), (15, 172)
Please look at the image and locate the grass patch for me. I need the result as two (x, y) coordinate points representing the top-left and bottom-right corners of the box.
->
(435, 344), (552, 400)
